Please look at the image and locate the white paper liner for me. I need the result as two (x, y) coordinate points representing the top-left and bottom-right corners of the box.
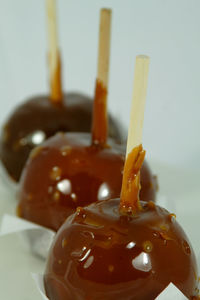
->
(32, 273), (188, 300)
(155, 283), (188, 299)
(0, 214), (55, 259)
(0, 161), (18, 197)
(32, 274), (49, 300)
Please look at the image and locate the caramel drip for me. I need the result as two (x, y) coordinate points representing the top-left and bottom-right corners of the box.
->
(91, 79), (108, 145)
(50, 50), (63, 103)
(120, 145), (145, 215)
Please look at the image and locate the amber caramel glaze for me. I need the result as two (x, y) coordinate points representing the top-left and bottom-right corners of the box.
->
(44, 199), (199, 300)
(120, 145), (145, 214)
(92, 80), (108, 145)
(18, 133), (157, 231)
(0, 93), (122, 181)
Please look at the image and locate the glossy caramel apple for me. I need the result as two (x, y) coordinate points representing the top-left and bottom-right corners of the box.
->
(0, 93), (122, 181)
(44, 144), (199, 299)
(18, 133), (157, 231)
(44, 198), (199, 300)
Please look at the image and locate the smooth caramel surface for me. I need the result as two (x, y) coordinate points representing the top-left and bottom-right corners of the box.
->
(0, 93), (122, 181)
(44, 199), (199, 300)
(18, 133), (157, 231)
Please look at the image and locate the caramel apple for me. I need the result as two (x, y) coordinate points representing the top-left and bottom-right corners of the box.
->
(0, 3), (123, 182)
(17, 131), (156, 231)
(44, 146), (199, 300)
(0, 93), (121, 182)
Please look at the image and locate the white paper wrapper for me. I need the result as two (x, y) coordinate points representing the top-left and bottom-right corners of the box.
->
(0, 214), (55, 259)
(32, 273), (188, 300)
(32, 274), (49, 300)
(0, 161), (18, 198)
(155, 283), (188, 299)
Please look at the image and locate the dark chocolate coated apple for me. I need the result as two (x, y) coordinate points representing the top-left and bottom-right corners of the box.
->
(18, 133), (157, 231)
(0, 93), (122, 181)
(44, 198), (199, 300)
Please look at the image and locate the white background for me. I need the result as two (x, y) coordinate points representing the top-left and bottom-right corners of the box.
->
(0, 0), (200, 299)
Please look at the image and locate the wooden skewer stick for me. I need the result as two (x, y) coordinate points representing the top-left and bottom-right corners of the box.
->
(120, 55), (150, 215)
(92, 9), (112, 145)
(97, 8), (111, 89)
(46, 0), (62, 103)
(126, 55), (150, 157)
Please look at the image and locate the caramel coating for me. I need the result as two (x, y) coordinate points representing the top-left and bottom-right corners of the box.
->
(0, 93), (122, 181)
(44, 199), (199, 300)
(18, 133), (157, 231)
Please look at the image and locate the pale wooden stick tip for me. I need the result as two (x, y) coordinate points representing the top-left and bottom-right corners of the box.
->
(97, 7), (112, 88)
(136, 55), (149, 60)
(101, 8), (112, 15)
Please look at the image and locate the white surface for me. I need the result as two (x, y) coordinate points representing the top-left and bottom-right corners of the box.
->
(0, 1), (200, 299)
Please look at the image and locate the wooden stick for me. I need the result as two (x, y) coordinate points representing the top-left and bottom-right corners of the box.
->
(120, 55), (150, 215)
(46, 0), (62, 103)
(92, 9), (112, 145)
(97, 8), (111, 88)
(126, 55), (150, 156)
